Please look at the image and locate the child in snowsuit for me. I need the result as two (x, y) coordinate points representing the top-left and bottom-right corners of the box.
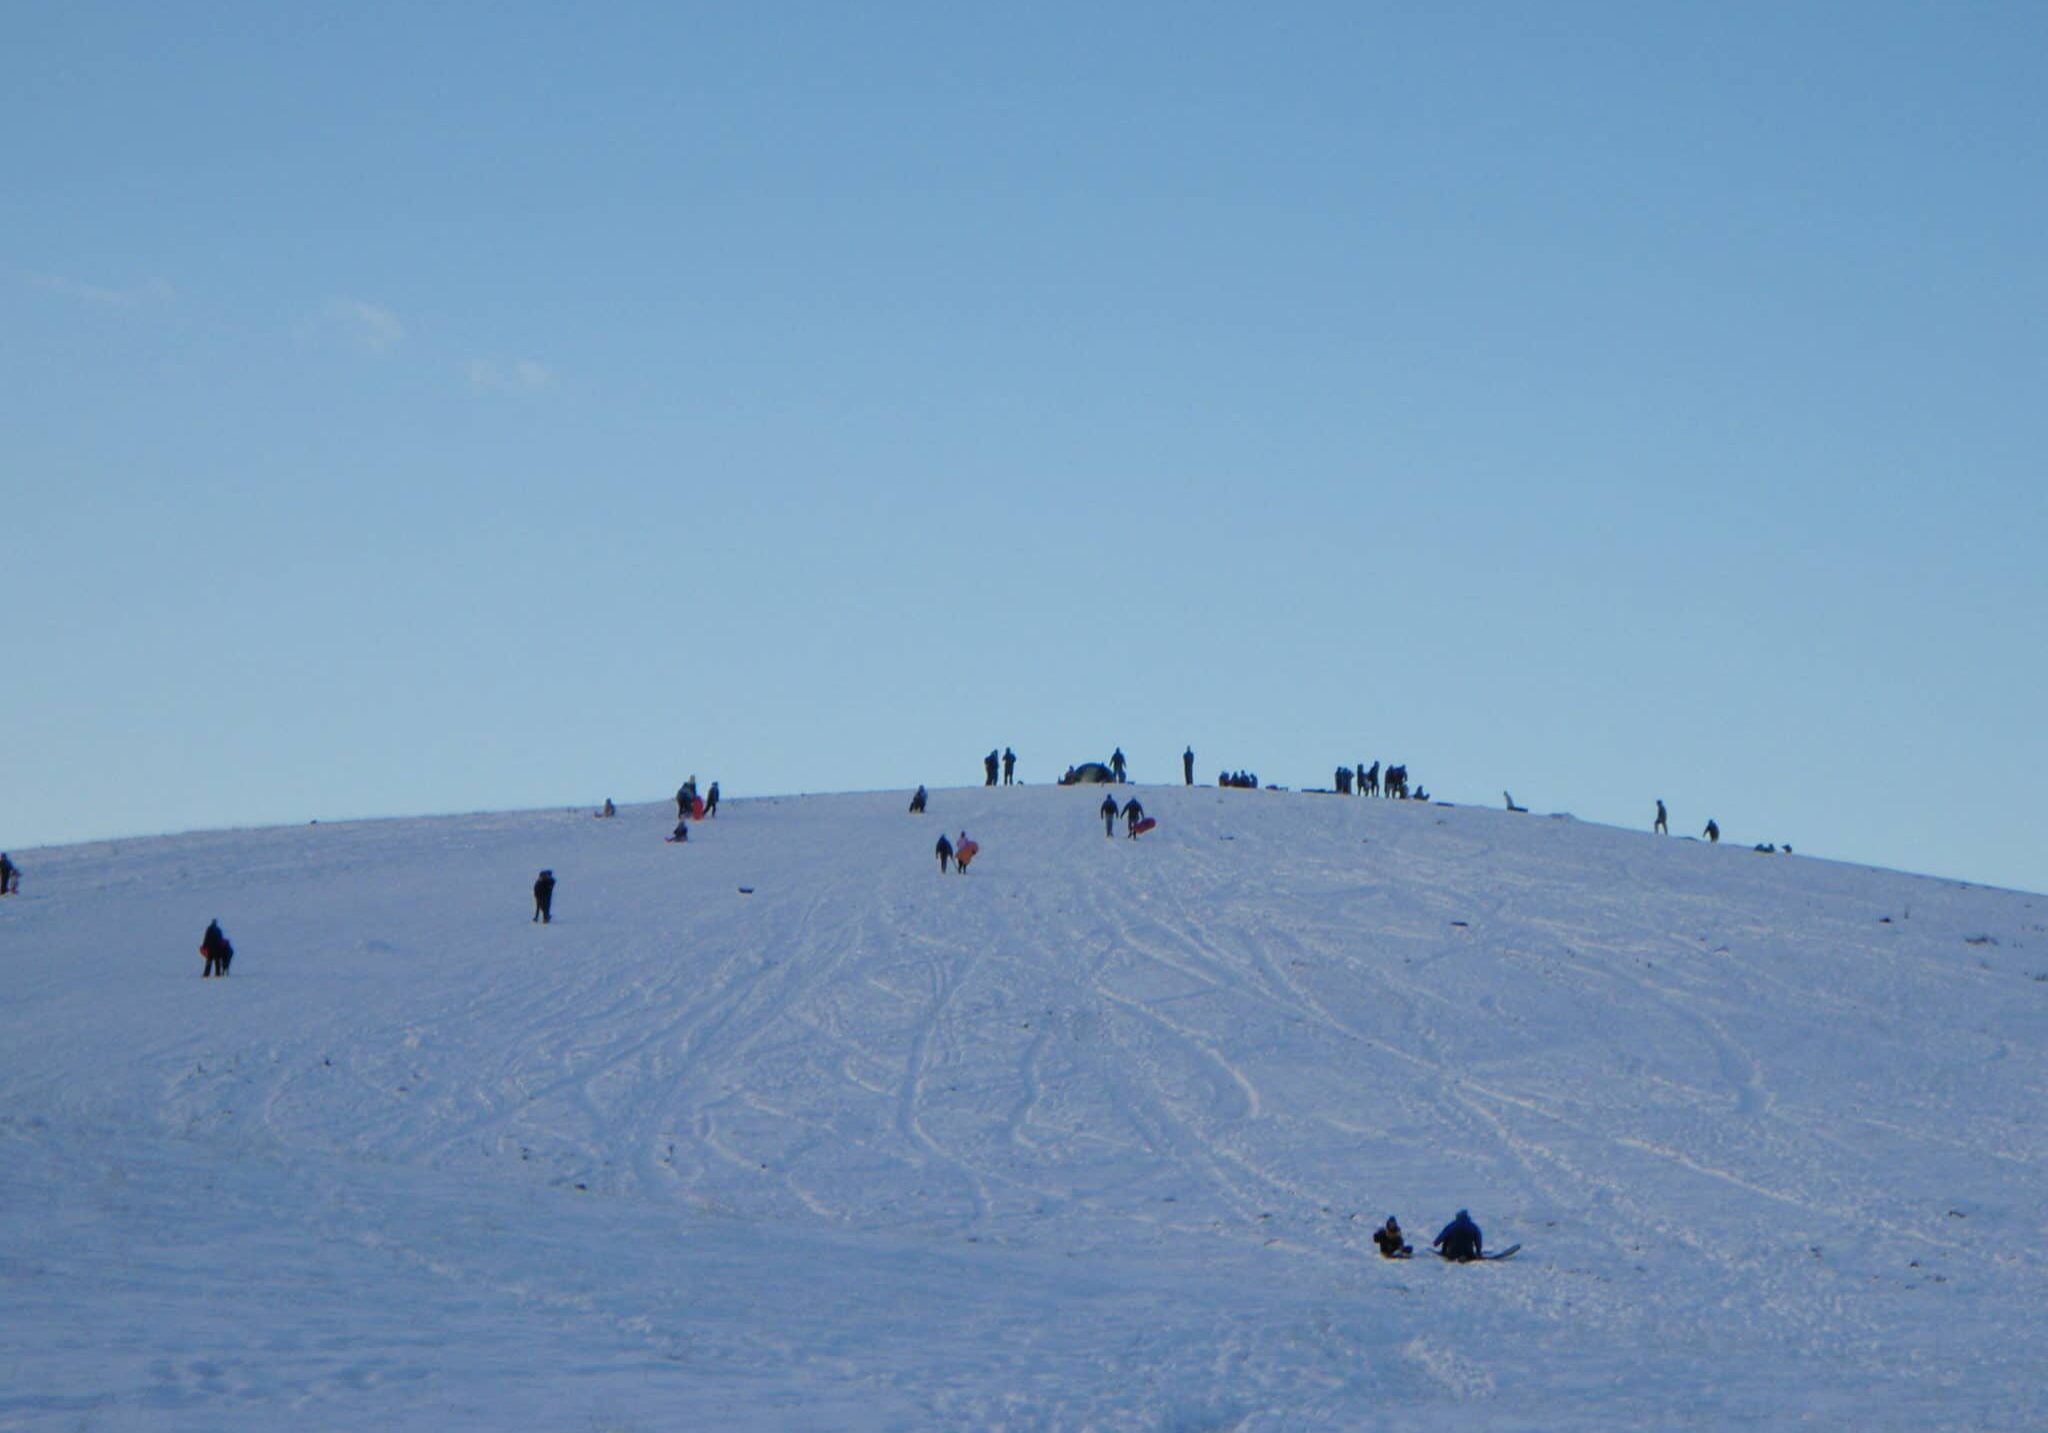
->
(533, 870), (556, 923)
(1373, 1217), (1412, 1259)
(200, 919), (233, 977)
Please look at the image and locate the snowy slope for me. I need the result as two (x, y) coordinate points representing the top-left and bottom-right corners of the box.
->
(2, 785), (2043, 1430)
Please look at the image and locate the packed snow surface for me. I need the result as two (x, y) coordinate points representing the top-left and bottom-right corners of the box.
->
(2, 785), (2043, 1430)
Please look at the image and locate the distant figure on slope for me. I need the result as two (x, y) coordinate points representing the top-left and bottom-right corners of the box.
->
(1504, 792), (1526, 813)
(532, 870), (557, 923)
(935, 833), (953, 873)
(984, 750), (1000, 787)
(1433, 1210), (1483, 1262)
(705, 782), (720, 818)
(1362, 761), (1380, 798)
(676, 782), (693, 821)
(200, 919), (234, 978)
(954, 832), (979, 872)
(1355, 763), (1368, 797)
(909, 785), (928, 814)
(1122, 797), (1146, 839)
(1335, 765), (1353, 795)
(1184, 746), (1195, 786)
(596, 798), (616, 818)
(1110, 748), (1127, 783)
(1101, 792), (1119, 837)
(0, 852), (17, 895)
(668, 820), (690, 843)
(1654, 799), (1668, 835)
(1003, 747), (1016, 785)
(1704, 819), (1719, 844)
(1373, 1216), (1413, 1259)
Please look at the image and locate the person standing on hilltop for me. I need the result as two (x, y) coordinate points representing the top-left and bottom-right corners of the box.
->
(1003, 747), (1016, 785)
(1654, 799), (1668, 835)
(706, 782), (720, 818)
(1183, 746), (1194, 785)
(1110, 748), (1127, 783)
(984, 750), (999, 787)
(909, 785), (928, 814)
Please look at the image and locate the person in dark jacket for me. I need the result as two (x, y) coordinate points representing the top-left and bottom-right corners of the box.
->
(1433, 1210), (1483, 1261)
(1002, 748), (1016, 785)
(668, 820), (690, 843)
(200, 919), (233, 978)
(0, 852), (17, 895)
(909, 785), (928, 814)
(1373, 1216), (1412, 1259)
(533, 870), (556, 923)
(1100, 792), (1119, 837)
(935, 834), (954, 873)
(1654, 799), (1668, 835)
(1122, 797), (1146, 838)
(1183, 746), (1194, 785)
(984, 750), (999, 786)
(1110, 747), (1127, 783)
(706, 782), (720, 817)
(677, 784), (692, 821)
(1704, 819), (1719, 843)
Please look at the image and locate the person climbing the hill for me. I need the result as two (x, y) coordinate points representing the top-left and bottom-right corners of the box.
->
(1101, 792), (1119, 837)
(935, 833), (953, 873)
(1373, 1216), (1413, 1259)
(1654, 799), (1668, 835)
(909, 785), (928, 814)
(1433, 1210), (1483, 1262)
(532, 870), (557, 923)
(706, 782), (720, 817)
(1122, 796), (1146, 839)
(954, 831), (978, 872)
(200, 919), (234, 978)
(0, 852), (17, 895)
(1110, 748), (1127, 783)
(1003, 748), (1016, 785)
(1704, 819), (1719, 843)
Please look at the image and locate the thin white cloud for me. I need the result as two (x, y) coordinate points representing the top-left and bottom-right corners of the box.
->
(323, 297), (405, 353)
(23, 271), (176, 307)
(466, 357), (555, 393)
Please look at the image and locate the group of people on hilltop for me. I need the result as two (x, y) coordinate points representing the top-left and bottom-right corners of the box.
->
(1654, 799), (1782, 852)
(983, 749), (1018, 786)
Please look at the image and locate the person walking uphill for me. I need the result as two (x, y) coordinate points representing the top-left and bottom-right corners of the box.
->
(532, 869), (556, 923)
(935, 834), (953, 873)
(1101, 792), (1119, 837)
(200, 919), (234, 978)
(0, 852), (17, 895)
(1122, 796), (1146, 839)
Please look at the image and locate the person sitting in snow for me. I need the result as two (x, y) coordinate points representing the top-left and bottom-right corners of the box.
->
(668, 820), (690, 844)
(1373, 1216), (1413, 1259)
(909, 785), (928, 814)
(1433, 1209), (1483, 1261)
(1100, 792), (1119, 837)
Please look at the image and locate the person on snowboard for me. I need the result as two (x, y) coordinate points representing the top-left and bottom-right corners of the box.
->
(935, 833), (953, 873)
(1373, 1216), (1413, 1259)
(200, 919), (234, 978)
(1100, 792), (1119, 837)
(1433, 1209), (1483, 1262)
(533, 869), (557, 922)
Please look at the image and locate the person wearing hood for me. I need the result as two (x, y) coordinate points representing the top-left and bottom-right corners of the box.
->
(533, 870), (557, 923)
(1433, 1209), (1483, 1262)
(1373, 1216), (1413, 1259)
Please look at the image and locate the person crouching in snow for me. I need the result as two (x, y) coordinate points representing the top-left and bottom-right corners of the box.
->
(1373, 1216), (1412, 1259)
(1433, 1209), (1483, 1261)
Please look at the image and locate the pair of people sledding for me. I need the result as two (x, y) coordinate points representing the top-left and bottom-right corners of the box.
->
(1373, 1209), (1486, 1261)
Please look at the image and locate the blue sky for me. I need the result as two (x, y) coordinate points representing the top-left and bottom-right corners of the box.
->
(6, 3), (2044, 892)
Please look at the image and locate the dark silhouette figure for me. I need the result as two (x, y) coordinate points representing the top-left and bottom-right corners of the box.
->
(1504, 792), (1526, 813)
(1002, 748), (1016, 785)
(1355, 764), (1367, 797)
(1335, 765), (1352, 795)
(1183, 747), (1195, 785)
(532, 870), (556, 923)
(1099, 792), (1118, 837)
(1110, 748), (1127, 783)
(1654, 799), (1668, 835)
(1361, 762), (1380, 798)
(1384, 765), (1408, 799)
(984, 750), (999, 786)
(0, 852), (17, 895)
(909, 785), (928, 814)
(706, 782), (720, 817)
(1434, 1210), (1483, 1262)
(200, 919), (234, 977)
(669, 820), (690, 843)
(1122, 797), (1146, 838)
(1704, 819), (1720, 843)
(1373, 1217), (1413, 1259)
(597, 798), (616, 818)
(677, 782), (698, 821)
(935, 834), (953, 873)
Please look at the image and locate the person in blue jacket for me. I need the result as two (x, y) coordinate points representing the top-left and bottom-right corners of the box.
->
(1434, 1209), (1483, 1261)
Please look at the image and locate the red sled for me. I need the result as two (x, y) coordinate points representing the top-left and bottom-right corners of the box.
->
(1132, 817), (1157, 836)
(691, 796), (707, 819)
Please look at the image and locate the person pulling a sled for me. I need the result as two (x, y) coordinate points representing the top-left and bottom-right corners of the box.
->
(1433, 1209), (1483, 1262)
(200, 919), (234, 978)
(1373, 1216), (1413, 1259)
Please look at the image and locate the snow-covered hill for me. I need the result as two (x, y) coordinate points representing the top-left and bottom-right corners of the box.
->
(2, 785), (2042, 1430)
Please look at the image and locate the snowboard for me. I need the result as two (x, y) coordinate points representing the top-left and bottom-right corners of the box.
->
(1132, 817), (1157, 836)
(1434, 1243), (1520, 1262)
